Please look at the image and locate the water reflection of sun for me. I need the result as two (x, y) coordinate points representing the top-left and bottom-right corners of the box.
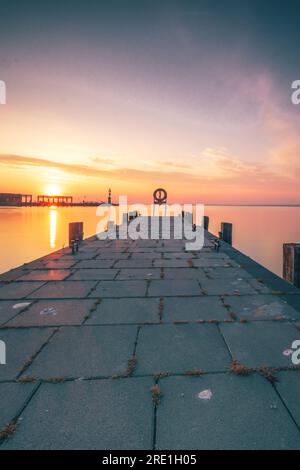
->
(49, 207), (57, 248)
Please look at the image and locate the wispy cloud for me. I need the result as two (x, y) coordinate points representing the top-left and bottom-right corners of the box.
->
(90, 156), (116, 166)
(0, 150), (290, 189)
(153, 160), (192, 170)
(0, 153), (200, 184)
(201, 146), (278, 180)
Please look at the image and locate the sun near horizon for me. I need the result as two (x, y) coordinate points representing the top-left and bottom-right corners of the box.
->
(44, 184), (62, 197)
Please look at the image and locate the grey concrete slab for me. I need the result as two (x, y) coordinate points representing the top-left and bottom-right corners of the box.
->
(154, 260), (190, 268)
(163, 268), (207, 281)
(193, 252), (231, 259)
(276, 371), (300, 428)
(0, 282), (45, 300)
(86, 298), (160, 324)
(0, 328), (54, 380)
(60, 253), (98, 261)
(281, 294), (300, 312)
(0, 382), (36, 429)
(246, 278), (274, 294)
(0, 267), (27, 282)
(205, 267), (253, 280)
(24, 325), (137, 379)
(45, 251), (65, 259)
(116, 268), (161, 280)
(148, 280), (202, 297)
(155, 246), (185, 253)
(191, 247), (213, 254)
(127, 247), (157, 253)
(163, 253), (196, 259)
(135, 324), (231, 374)
(6, 299), (96, 327)
(131, 252), (162, 259)
(78, 244), (100, 250)
(29, 281), (97, 299)
(68, 269), (118, 280)
(25, 261), (47, 269)
(255, 276), (300, 294)
(17, 270), (71, 281)
(225, 295), (300, 320)
(76, 249), (98, 255)
(220, 322), (299, 368)
(2, 378), (153, 450)
(0, 301), (33, 325)
(200, 279), (257, 296)
(233, 260), (277, 279)
(94, 245), (129, 253)
(44, 260), (77, 269)
(156, 374), (300, 449)
(96, 252), (130, 260)
(135, 240), (161, 247)
(114, 259), (154, 268)
(75, 260), (115, 269)
(90, 280), (147, 298)
(193, 259), (239, 268)
(163, 296), (230, 321)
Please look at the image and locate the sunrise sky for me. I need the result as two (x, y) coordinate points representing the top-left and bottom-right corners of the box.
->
(0, 0), (300, 204)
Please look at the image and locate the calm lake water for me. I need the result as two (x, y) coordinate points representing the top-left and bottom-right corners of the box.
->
(0, 205), (300, 277)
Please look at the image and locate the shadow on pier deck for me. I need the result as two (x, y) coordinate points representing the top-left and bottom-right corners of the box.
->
(0, 222), (300, 449)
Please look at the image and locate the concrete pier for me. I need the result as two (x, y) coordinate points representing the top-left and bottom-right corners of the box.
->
(0, 219), (300, 449)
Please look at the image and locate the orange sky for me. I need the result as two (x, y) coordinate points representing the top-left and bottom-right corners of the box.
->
(1, 71), (300, 204)
(1, 2), (300, 204)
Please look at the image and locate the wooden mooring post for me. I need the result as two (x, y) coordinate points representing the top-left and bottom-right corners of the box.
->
(203, 216), (209, 230)
(283, 243), (300, 288)
(220, 222), (233, 245)
(69, 222), (84, 250)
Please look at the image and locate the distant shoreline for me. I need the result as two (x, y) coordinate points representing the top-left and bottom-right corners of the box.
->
(1, 204), (300, 208)
(205, 204), (300, 207)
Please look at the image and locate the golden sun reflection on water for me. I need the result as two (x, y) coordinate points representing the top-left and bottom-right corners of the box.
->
(49, 207), (57, 248)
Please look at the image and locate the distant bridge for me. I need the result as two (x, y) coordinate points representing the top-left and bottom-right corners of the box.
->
(0, 193), (32, 206)
(0, 192), (106, 207)
(37, 195), (73, 206)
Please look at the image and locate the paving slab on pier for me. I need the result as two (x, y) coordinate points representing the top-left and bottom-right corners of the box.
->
(0, 301), (32, 325)
(155, 375), (300, 450)
(0, 282), (45, 300)
(0, 383), (36, 429)
(0, 227), (300, 449)
(6, 299), (96, 327)
(1, 378), (153, 450)
(135, 324), (231, 374)
(0, 328), (55, 380)
(86, 298), (160, 325)
(220, 321), (299, 369)
(162, 296), (230, 321)
(23, 325), (138, 379)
